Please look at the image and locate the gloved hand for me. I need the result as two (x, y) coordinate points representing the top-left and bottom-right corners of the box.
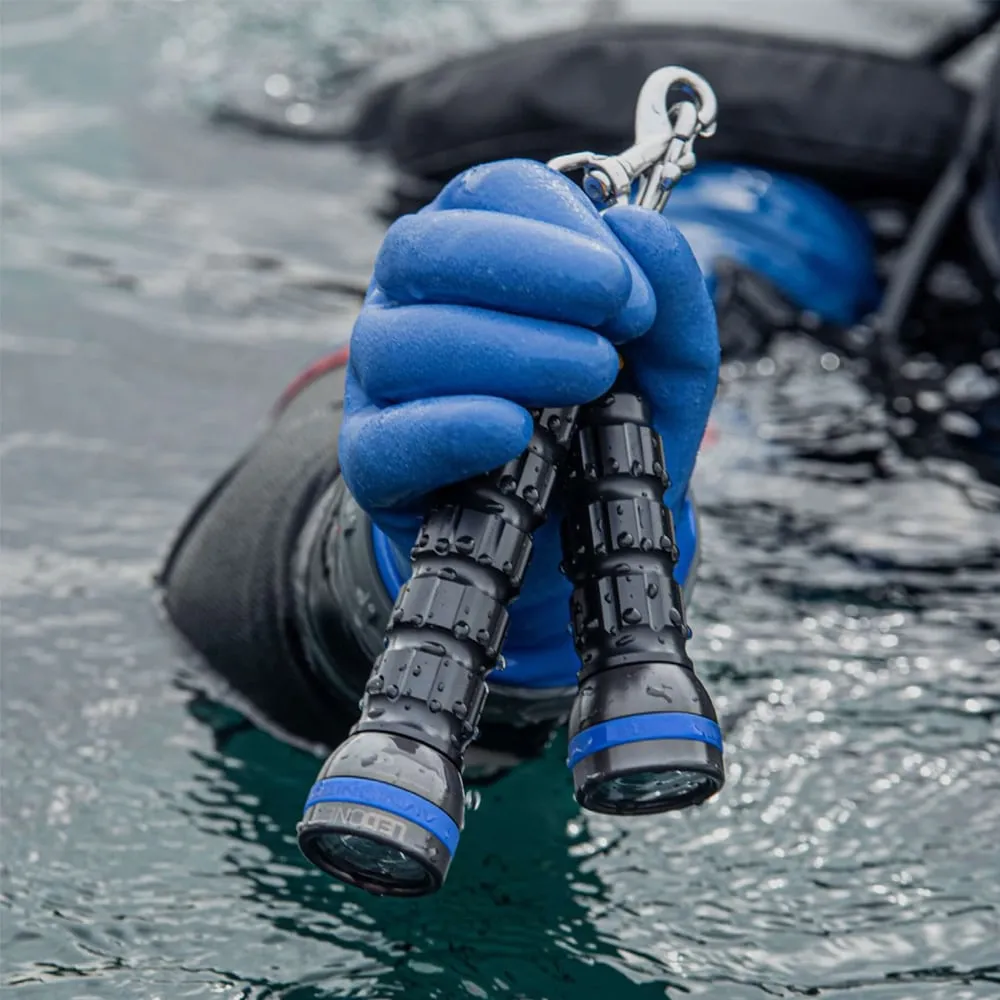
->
(340, 159), (719, 671)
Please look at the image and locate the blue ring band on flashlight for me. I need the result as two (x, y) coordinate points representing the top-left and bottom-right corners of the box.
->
(567, 712), (724, 769)
(304, 777), (460, 855)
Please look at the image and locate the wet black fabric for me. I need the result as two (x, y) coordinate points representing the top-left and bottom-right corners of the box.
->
(355, 25), (971, 215)
(991, 47), (1000, 158)
(158, 369), (355, 747)
(970, 48), (999, 291)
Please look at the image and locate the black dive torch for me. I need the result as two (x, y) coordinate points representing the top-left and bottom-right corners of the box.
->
(298, 67), (726, 897)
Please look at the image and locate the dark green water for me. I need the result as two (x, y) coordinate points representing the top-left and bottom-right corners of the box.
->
(2, 2), (999, 997)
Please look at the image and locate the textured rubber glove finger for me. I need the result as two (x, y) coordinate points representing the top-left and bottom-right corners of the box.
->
(375, 210), (632, 330)
(339, 395), (533, 512)
(352, 303), (619, 407)
(430, 159), (656, 341)
(603, 206), (721, 512)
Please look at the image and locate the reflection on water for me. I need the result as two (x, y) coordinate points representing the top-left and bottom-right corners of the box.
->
(2, 1), (999, 997)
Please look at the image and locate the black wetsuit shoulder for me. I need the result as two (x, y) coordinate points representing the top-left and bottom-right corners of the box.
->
(158, 359), (360, 746)
(158, 355), (573, 770)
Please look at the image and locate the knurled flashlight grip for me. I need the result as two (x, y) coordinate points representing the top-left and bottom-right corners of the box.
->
(561, 377), (690, 675)
(352, 406), (579, 761)
(560, 374), (724, 814)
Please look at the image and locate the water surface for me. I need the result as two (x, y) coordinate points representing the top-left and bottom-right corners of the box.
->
(2, 2), (999, 997)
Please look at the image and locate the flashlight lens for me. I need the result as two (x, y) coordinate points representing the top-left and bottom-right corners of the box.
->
(588, 768), (716, 814)
(312, 831), (432, 894)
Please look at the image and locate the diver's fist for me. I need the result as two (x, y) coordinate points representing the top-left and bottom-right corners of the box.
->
(340, 158), (719, 560)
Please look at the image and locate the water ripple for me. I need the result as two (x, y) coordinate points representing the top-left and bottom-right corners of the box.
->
(3, 1), (999, 998)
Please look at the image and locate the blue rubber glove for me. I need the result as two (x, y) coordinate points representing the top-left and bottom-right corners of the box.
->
(340, 159), (719, 686)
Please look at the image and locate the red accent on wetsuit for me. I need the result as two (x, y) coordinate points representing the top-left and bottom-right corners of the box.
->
(273, 346), (350, 416)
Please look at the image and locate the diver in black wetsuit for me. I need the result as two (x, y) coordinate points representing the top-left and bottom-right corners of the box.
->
(159, 37), (998, 780)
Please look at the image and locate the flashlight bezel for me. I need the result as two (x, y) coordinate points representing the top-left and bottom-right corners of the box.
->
(567, 662), (725, 817)
(571, 736), (725, 816)
(298, 731), (465, 898)
(298, 811), (445, 897)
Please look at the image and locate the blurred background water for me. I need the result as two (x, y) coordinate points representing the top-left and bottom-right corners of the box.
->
(2, 1), (999, 998)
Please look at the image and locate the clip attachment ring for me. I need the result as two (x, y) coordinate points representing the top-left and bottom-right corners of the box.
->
(547, 66), (717, 213)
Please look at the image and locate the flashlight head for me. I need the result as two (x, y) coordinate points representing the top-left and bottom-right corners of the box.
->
(298, 731), (464, 897)
(568, 662), (724, 816)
